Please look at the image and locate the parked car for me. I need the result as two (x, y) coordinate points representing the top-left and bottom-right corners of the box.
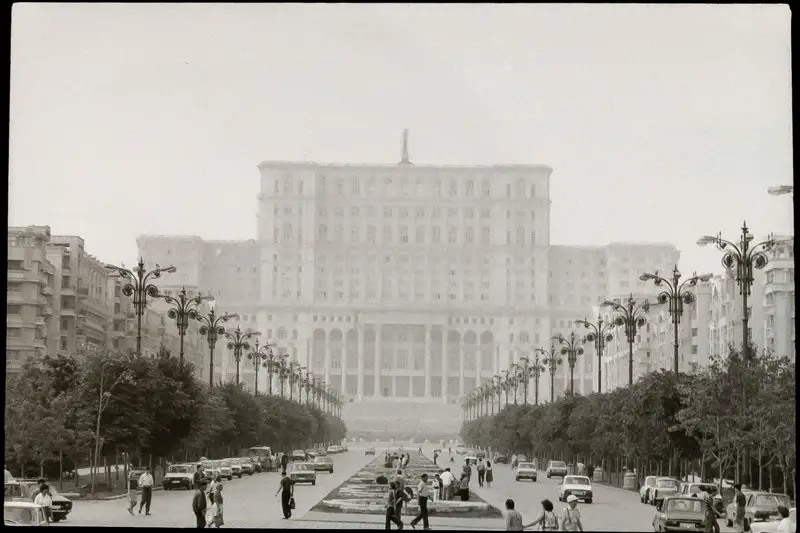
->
(289, 463), (317, 485)
(312, 456), (334, 474)
(340, 442), (349, 452)
(558, 475), (593, 503)
(162, 464), (196, 490)
(651, 478), (681, 507)
(4, 501), (49, 526)
(365, 446), (376, 456)
(748, 507), (795, 533)
(6, 481), (72, 523)
(640, 476), (658, 504)
(326, 445), (341, 455)
(465, 453), (478, 465)
(546, 460), (568, 478)
(238, 457), (255, 476)
(514, 462), (538, 482)
(677, 482), (717, 498)
(494, 453), (509, 464)
(227, 459), (243, 478)
(218, 460), (233, 481)
(739, 492), (792, 526)
(201, 460), (221, 481)
(652, 496), (706, 532)
(291, 450), (308, 461)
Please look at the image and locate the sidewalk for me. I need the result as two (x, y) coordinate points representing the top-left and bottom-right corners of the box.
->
(299, 511), (505, 530)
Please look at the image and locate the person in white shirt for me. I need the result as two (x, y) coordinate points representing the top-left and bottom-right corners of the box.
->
(561, 495), (584, 532)
(440, 468), (455, 501)
(776, 506), (793, 533)
(138, 467), (155, 515)
(409, 473), (430, 530)
(33, 484), (53, 523)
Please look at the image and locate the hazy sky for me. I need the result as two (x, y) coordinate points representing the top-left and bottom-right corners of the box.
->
(9, 4), (793, 276)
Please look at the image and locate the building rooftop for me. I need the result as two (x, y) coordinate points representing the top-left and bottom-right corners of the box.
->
(257, 160), (553, 173)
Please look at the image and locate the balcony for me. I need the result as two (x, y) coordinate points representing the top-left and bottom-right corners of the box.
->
(6, 315), (24, 327)
(7, 292), (33, 304)
(42, 305), (53, 317)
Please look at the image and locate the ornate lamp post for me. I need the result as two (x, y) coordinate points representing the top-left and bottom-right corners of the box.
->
(523, 354), (546, 405)
(639, 266), (712, 375)
(501, 370), (511, 407)
(553, 332), (585, 396)
(697, 222), (776, 487)
(159, 287), (209, 368)
(196, 302), (237, 386)
(601, 295), (652, 386)
(247, 339), (275, 396)
(575, 315), (615, 393)
(224, 327), (259, 386)
(106, 259), (176, 356)
(288, 362), (302, 401)
(490, 375), (502, 414)
(513, 357), (532, 405)
(257, 344), (284, 396)
(540, 345), (562, 403)
(273, 357), (291, 398)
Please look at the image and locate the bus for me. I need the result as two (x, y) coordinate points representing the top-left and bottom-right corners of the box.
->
(246, 446), (273, 471)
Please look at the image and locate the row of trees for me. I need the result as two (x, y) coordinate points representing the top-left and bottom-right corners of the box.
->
(460, 349), (795, 499)
(4, 348), (347, 484)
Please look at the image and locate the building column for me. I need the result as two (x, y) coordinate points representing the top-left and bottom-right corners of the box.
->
(357, 328), (365, 399)
(442, 331), (449, 404)
(424, 325), (432, 397)
(374, 325), (381, 397)
(341, 336), (347, 395)
(392, 375), (397, 397)
(324, 331), (331, 385)
(459, 337), (465, 397)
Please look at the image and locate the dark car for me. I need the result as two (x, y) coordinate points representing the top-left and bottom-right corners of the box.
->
(652, 496), (705, 532)
(494, 453), (509, 464)
(7, 481), (73, 523)
(312, 456), (334, 474)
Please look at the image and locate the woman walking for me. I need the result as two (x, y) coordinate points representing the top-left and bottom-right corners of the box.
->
(485, 461), (494, 489)
(384, 482), (403, 530)
(208, 484), (224, 528)
(275, 470), (294, 519)
(126, 475), (139, 516)
(524, 499), (559, 531)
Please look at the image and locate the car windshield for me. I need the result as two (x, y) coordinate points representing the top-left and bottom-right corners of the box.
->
(201, 462), (213, 469)
(646, 477), (657, 486)
(667, 499), (703, 513)
(564, 476), (590, 486)
(220, 461), (230, 467)
(314, 457), (331, 463)
(754, 494), (791, 508)
(658, 479), (679, 488)
(168, 465), (192, 474)
(4, 507), (41, 524)
(291, 463), (313, 472)
(518, 463), (535, 470)
(551, 462), (566, 468)
(293, 450), (304, 455)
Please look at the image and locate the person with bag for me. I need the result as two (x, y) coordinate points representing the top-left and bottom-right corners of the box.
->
(384, 482), (403, 530)
(192, 478), (207, 528)
(207, 484), (224, 528)
(275, 470), (295, 519)
(560, 495), (584, 531)
(524, 499), (559, 531)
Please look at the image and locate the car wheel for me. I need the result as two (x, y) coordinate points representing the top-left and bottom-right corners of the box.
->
(585, 499), (592, 504)
(515, 477), (519, 482)
(312, 481), (316, 486)
(547, 474), (551, 478)
(52, 516), (62, 523)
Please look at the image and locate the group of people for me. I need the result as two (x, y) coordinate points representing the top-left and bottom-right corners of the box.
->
(126, 466), (155, 516)
(189, 464), (224, 528)
(504, 497), (578, 531)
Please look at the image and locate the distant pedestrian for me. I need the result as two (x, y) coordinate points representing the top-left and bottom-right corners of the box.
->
(476, 459), (486, 488)
(586, 464), (594, 482)
(275, 470), (294, 519)
(385, 482), (403, 530)
(409, 473), (430, 530)
(193, 464), (205, 490)
(280, 453), (289, 472)
(126, 475), (139, 516)
(524, 499), (559, 531)
(432, 474), (441, 503)
(504, 499), (524, 531)
(433, 451), (439, 466)
(561, 495), (584, 532)
(138, 467), (154, 515)
(462, 460), (472, 484)
(485, 461), (494, 488)
(192, 478), (207, 528)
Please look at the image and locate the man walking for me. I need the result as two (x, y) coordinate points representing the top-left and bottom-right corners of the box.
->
(440, 468), (454, 500)
(138, 467), (154, 515)
(476, 459), (486, 488)
(733, 484), (747, 533)
(192, 478), (207, 528)
(410, 473), (430, 530)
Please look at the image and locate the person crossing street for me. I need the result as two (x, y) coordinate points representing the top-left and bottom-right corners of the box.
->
(138, 467), (154, 515)
(409, 473), (430, 530)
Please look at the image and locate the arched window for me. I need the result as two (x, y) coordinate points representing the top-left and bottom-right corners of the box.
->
(383, 226), (392, 243)
(481, 227), (491, 244)
(448, 227), (458, 244)
(415, 227), (425, 244)
(367, 178), (376, 196)
(530, 231), (536, 246)
(465, 227), (474, 244)
(350, 226), (360, 242)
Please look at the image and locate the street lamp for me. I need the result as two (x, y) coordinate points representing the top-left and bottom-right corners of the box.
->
(513, 357), (531, 405)
(196, 301), (238, 386)
(501, 370), (511, 407)
(288, 362), (302, 401)
(601, 295), (652, 386)
(159, 287), (209, 368)
(640, 266), (712, 374)
(106, 259), (176, 356)
(247, 339), (275, 396)
(697, 222), (776, 488)
(524, 354), (546, 405)
(575, 315), (615, 394)
(491, 375), (503, 414)
(539, 345), (561, 403)
(224, 327), (259, 386)
(552, 332), (585, 396)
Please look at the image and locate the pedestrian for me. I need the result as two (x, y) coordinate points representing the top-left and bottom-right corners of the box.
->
(208, 483), (224, 528)
(449, 454), (454, 463)
(524, 499), (559, 531)
(126, 474), (139, 516)
(701, 487), (722, 533)
(433, 451), (438, 466)
(458, 474), (470, 502)
(733, 483), (747, 533)
(193, 464), (205, 490)
(776, 505), (792, 532)
(384, 482), (403, 530)
(33, 483), (53, 523)
(586, 463), (594, 482)
(431, 474), (441, 503)
(393, 457), (400, 470)
(485, 461), (494, 489)
(275, 470), (295, 519)
(409, 473), (430, 530)
(394, 470), (406, 493)
(192, 478), (207, 528)
(281, 453), (289, 472)
(476, 459), (486, 488)
(441, 468), (454, 500)
(207, 477), (219, 505)
(138, 467), (154, 515)
(30, 478), (46, 502)
(504, 498), (524, 531)
(561, 495), (584, 532)
(462, 460), (472, 483)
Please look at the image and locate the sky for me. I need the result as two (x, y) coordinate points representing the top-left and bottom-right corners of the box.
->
(9, 3), (793, 276)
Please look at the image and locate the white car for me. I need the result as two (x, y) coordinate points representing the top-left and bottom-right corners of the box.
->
(4, 501), (49, 527)
(162, 463), (196, 490)
(514, 462), (538, 482)
(749, 507), (796, 533)
(218, 460), (233, 480)
(640, 475), (657, 504)
(558, 475), (593, 504)
(288, 462), (317, 485)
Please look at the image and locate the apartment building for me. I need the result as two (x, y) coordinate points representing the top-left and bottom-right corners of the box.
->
(762, 237), (794, 360)
(7, 225), (56, 372)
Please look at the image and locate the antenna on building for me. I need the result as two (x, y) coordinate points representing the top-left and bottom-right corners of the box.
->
(399, 129), (412, 165)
